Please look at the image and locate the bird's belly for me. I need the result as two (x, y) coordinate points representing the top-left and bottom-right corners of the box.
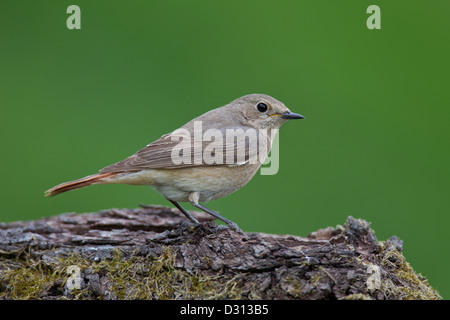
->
(111, 165), (261, 202)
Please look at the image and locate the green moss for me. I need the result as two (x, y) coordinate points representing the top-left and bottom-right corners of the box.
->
(375, 242), (441, 300)
(0, 250), (89, 299)
(0, 257), (52, 299)
(0, 247), (243, 300)
(1, 238), (441, 300)
(90, 247), (244, 299)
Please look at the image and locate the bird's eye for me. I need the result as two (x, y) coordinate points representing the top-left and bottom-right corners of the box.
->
(256, 102), (268, 113)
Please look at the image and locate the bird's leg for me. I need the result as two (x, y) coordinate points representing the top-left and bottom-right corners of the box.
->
(167, 199), (200, 224)
(188, 192), (248, 238)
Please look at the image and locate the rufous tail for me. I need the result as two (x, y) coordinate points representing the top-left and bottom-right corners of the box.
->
(45, 172), (117, 197)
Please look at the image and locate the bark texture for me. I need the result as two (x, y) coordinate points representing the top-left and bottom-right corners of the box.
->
(0, 206), (441, 300)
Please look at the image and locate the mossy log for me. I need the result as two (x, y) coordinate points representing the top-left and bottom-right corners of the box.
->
(0, 206), (441, 300)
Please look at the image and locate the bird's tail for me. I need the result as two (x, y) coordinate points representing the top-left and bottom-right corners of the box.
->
(45, 172), (117, 197)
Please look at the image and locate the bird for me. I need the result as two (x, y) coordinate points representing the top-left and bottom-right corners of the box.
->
(45, 94), (304, 234)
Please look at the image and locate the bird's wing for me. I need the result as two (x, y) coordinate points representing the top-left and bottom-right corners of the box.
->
(99, 128), (271, 173)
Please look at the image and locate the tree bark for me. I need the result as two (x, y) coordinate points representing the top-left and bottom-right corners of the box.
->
(0, 206), (441, 300)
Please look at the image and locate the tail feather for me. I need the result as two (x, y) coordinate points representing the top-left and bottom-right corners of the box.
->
(45, 172), (117, 197)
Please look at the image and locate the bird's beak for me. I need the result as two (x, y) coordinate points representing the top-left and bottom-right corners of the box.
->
(281, 111), (304, 119)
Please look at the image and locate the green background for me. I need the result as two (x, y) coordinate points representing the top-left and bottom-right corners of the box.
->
(1, 1), (449, 298)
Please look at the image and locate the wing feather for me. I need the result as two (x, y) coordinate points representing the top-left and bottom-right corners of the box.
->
(99, 128), (271, 173)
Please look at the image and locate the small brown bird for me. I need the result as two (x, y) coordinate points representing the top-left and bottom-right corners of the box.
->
(45, 94), (304, 233)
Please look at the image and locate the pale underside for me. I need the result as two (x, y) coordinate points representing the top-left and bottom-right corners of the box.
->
(99, 129), (273, 202)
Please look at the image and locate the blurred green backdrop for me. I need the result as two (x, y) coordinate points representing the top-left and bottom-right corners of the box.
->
(1, 1), (449, 298)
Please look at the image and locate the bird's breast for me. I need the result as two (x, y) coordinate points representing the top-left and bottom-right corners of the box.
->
(108, 164), (261, 202)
